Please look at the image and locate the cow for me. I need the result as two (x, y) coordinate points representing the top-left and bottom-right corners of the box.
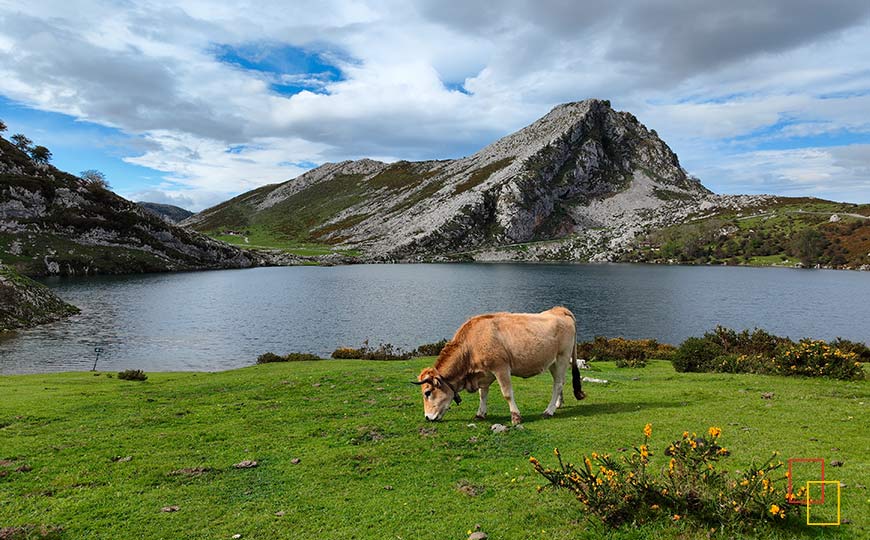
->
(414, 306), (585, 425)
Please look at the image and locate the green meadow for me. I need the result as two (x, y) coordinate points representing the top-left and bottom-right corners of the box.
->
(1, 360), (866, 539)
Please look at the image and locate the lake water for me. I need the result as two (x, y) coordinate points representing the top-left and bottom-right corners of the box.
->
(1, 263), (869, 374)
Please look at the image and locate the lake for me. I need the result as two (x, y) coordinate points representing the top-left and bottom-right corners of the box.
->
(1, 263), (869, 374)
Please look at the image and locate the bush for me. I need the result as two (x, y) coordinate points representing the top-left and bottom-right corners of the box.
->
(117, 369), (147, 381)
(331, 347), (363, 359)
(257, 352), (321, 364)
(531, 425), (796, 530)
(831, 337), (870, 362)
(772, 339), (864, 380)
(702, 326), (791, 357)
(330, 341), (412, 360)
(672, 327), (865, 380)
(413, 339), (448, 357)
(577, 336), (675, 366)
(672, 337), (722, 372)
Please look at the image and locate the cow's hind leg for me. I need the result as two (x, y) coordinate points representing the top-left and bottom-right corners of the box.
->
(493, 369), (522, 425)
(544, 358), (568, 418)
(475, 384), (490, 419)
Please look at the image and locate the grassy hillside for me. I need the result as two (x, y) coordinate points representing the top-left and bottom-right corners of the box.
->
(0, 135), (260, 276)
(1, 360), (866, 539)
(623, 197), (870, 269)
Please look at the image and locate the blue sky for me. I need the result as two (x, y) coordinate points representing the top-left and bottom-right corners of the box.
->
(1, 1), (869, 209)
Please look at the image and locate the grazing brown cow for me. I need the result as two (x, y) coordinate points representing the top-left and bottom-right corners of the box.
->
(414, 306), (585, 424)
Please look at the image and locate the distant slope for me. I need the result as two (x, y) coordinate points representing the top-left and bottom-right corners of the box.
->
(137, 202), (194, 223)
(621, 197), (870, 269)
(184, 99), (718, 262)
(0, 263), (79, 330)
(0, 135), (264, 276)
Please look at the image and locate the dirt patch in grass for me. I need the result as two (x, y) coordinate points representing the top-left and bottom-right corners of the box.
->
(0, 525), (63, 540)
(168, 467), (213, 477)
(456, 479), (485, 497)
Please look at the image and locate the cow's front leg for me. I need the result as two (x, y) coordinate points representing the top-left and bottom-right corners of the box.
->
(493, 369), (522, 424)
(475, 384), (490, 419)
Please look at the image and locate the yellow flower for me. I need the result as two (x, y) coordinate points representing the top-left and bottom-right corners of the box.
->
(708, 426), (722, 438)
(650, 504), (659, 510)
(553, 448), (560, 457)
(669, 458), (676, 471)
(529, 456), (539, 465)
(769, 504), (780, 515)
(672, 514), (681, 521)
(643, 423), (652, 438)
(682, 431), (689, 439)
(740, 479), (749, 486)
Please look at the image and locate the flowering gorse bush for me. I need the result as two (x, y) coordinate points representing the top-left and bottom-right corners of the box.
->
(672, 327), (865, 380)
(530, 425), (798, 529)
(773, 339), (863, 380)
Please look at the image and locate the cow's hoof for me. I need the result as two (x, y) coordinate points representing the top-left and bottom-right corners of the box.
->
(475, 413), (487, 420)
(541, 411), (554, 419)
(511, 412), (523, 425)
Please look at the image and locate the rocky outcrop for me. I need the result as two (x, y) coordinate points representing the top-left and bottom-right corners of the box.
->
(0, 264), (79, 331)
(0, 135), (266, 276)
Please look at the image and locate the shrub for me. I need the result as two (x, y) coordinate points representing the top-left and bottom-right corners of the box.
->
(413, 339), (448, 357)
(331, 347), (363, 359)
(702, 326), (791, 357)
(577, 336), (675, 366)
(672, 337), (722, 372)
(831, 337), (870, 362)
(117, 369), (147, 381)
(772, 339), (864, 380)
(330, 341), (412, 360)
(257, 352), (282, 364)
(257, 352), (321, 364)
(531, 425), (796, 530)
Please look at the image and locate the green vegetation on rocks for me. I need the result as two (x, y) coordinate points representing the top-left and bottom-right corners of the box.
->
(0, 264), (78, 331)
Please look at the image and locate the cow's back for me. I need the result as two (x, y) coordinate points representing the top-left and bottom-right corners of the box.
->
(463, 309), (575, 377)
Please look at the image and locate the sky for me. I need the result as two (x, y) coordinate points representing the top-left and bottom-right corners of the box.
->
(1, 0), (869, 211)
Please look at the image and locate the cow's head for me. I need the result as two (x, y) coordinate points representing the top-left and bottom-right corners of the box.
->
(414, 367), (461, 421)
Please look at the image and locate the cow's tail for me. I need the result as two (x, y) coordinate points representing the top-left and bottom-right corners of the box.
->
(571, 339), (586, 400)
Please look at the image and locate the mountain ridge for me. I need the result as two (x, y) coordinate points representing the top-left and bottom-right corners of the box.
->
(184, 99), (719, 261)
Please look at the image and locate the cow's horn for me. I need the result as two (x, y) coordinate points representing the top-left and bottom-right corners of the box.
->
(412, 378), (433, 386)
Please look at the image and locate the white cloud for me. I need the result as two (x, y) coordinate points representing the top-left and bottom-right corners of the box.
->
(1, 0), (870, 207)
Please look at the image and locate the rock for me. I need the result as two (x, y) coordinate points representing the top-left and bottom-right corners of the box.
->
(830, 460), (844, 467)
(112, 456), (133, 463)
(161, 506), (179, 512)
(384, 485), (393, 491)
(275, 511), (286, 517)
(829, 214), (840, 222)
(290, 458), (301, 465)
(761, 392), (774, 399)
(233, 460), (258, 469)
(0, 264), (79, 330)
(232, 535), (242, 539)
(15, 464), (32, 473)
(469, 532), (488, 540)
(490, 424), (508, 433)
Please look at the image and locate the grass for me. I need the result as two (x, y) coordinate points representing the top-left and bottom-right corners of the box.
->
(208, 226), (360, 257)
(0, 360), (866, 539)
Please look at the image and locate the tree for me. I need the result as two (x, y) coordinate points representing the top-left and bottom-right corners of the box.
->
(80, 169), (111, 189)
(30, 145), (52, 164)
(10, 133), (33, 151)
(0, 119), (6, 133)
(790, 228), (826, 266)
